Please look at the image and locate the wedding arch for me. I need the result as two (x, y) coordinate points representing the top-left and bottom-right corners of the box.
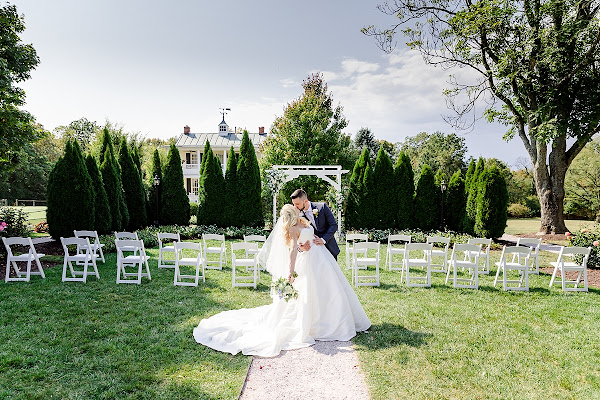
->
(266, 165), (349, 235)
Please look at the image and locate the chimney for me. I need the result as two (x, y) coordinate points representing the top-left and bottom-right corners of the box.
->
(183, 125), (190, 135)
(259, 126), (265, 135)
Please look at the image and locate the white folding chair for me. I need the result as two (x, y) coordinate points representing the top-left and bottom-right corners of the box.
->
(345, 233), (368, 270)
(403, 243), (432, 288)
(549, 246), (591, 292)
(244, 235), (266, 270)
(2, 237), (46, 282)
(158, 232), (181, 268)
(74, 230), (106, 263)
(231, 242), (259, 288)
(446, 243), (481, 289)
(514, 237), (542, 275)
(351, 242), (380, 287)
(386, 234), (411, 271)
(61, 237), (100, 282)
(494, 246), (532, 291)
(465, 238), (492, 274)
(173, 241), (205, 286)
(202, 234), (227, 270)
(115, 239), (151, 284)
(114, 231), (140, 261)
(426, 236), (450, 274)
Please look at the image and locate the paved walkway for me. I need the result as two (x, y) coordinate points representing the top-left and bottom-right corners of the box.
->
(31, 236), (54, 245)
(239, 341), (369, 400)
(499, 234), (562, 253)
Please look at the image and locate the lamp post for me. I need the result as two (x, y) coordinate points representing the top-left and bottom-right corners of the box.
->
(440, 180), (447, 230)
(153, 174), (160, 227)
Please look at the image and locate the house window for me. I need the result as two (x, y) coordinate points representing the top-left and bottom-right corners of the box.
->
(186, 178), (192, 194)
(185, 152), (197, 165)
(192, 178), (199, 195)
(219, 125), (226, 132)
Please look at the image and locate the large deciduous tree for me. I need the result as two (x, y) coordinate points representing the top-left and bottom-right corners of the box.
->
(0, 4), (40, 171)
(364, 0), (600, 233)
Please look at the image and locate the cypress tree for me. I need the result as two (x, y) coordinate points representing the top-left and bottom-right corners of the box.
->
(414, 164), (439, 231)
(47, 140), (95, 239)
(464, 157), (485, 233)
(197, 146), (226, 226)
(474, 165), (508, 238)
(345, 148), (369, 229)
(99, 130), (123, 231)
(85, 154), (112, 234)
(445, 170), (466, 232)
(147, 149), (162, 225)
(161, 143), (190, 225)
(464, 159), (476, 192)
(237, 131), (263, 227)
(200, 140), (212, 177)
(361, 159), (376, 228)
(224, 146), (238, 227)
(394, 151), (414, 229)
(373, 147), (395, 229)
(119, 138), (147, 230)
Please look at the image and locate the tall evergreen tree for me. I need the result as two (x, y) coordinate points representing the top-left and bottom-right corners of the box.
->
(46, 140), (95, 239)
(475, 165), (509, 238)
(373, 147), (395, 229)
(200, 140), (212, 177)
(161, 144), (190, 225)
(197, 146), (226, 226)
(237, 131), (263, 227)
(224, 146), (238, 227)
(345, 148), (370, 229)
(361, 159), (376, 228)
(147, 149), (162, 225)
(394, 151), (414, 229)
(85, 154), (111, 234)
(99, 129), (123, 231)
(445, 170), (466, 232)
(464, 159), (476, 192)
(119, 138), (147, 230)
(464, 158), (485, 233)
(354, 127), (380, 162)
(414, 164), (439, 231)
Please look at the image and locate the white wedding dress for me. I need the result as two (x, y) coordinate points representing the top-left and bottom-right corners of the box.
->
(193, 226), (371, 357)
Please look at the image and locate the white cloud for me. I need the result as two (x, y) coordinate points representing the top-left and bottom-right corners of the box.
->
(280, 78), (299, 88)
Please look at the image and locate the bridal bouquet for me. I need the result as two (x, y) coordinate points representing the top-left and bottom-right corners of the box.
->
(270, 277), (299, 302)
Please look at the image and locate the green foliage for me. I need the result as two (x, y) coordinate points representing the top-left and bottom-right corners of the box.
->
(118, 138), (147, 230)
(46, 141), (94, 240)
(161, 144), (190, 226)
(507, 203), (530, 218)
(259, 73), (356, 202)
(464, 159), (475, 192)
(0, 4), (41, 172)
(345, 148), (370, 229)
(345, 227), (474, 246)
(53, 117), (99, 154)
(444, 170), (465, 231)
(568, 225), (600, 268)
(464, 158), (485, 233)
(414, 164), (439, 231)
(474, 166), (509, 239)
(354, 127), (380, 163)
(147, 149), (162, 225)
(564, 138), (600, 221)
(394, 151), (414, 229)
(400, 132), (467, 182)
(0, 206), (29, 238)
(98, 128), (124, 231)
(361, 160), (376, 228)
(189, 202), (198, 217)
(237, 131), (263, 227)
(373, 147), (395, 229)
(224, 146), (238, 227)
(85, 154), (111, 234)
(197, 143), (226, 226)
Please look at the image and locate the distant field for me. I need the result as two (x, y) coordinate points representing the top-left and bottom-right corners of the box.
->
(505, 218), (596, 235)
(13, 206), (46, 226)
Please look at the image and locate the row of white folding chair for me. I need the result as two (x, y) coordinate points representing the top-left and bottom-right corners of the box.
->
(74, 230), (106, 263)
(494, 246), (532, 291)
(61, 237), (100, 282)
(115, 237), (151, 284)
(157, 232), (181, 268)
(351, 242), (381, 287)
(549, 246), (591, 292)
(512, 237), (542, 275)
(231, 242), (260, 288)
(2, 237), (46, 282)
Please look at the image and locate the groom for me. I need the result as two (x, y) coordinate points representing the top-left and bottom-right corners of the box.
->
(291, 189), (340, 260)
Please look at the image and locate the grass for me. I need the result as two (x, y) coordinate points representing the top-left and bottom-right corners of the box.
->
(505, 218), (596, 236)
(2, 238), (600, 399)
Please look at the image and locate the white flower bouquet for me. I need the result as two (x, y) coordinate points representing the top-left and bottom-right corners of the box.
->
(270, 277), (299, 302)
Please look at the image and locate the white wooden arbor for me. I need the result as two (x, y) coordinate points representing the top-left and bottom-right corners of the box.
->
(267, 165), (349, 235)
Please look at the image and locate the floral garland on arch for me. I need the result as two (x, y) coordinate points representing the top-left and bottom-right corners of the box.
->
(266, 169), (288, 194)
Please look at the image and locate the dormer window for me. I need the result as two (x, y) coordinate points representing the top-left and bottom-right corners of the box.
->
(219, 125), (227, 132)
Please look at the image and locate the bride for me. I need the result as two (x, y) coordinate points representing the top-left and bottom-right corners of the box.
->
(193, 204), (371, 357)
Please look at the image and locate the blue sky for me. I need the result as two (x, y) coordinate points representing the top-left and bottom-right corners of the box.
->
(13, 0), (529, 166)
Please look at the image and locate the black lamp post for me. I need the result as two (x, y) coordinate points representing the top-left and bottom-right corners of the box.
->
(153, 174), (160, 227)
(440, 180), (447, 230)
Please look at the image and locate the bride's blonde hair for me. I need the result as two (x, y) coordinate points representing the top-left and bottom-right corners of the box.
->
(280, 204), (308, 246)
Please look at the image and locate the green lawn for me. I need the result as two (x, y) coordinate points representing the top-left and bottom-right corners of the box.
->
(2, 242), (599, 399)
(11, 205), (47, 226)
(505, 218), (596, 236)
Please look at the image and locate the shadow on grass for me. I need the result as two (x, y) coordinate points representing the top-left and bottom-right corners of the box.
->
(353, 322), (431, 350)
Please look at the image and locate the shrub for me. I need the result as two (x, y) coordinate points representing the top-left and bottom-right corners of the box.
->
(525, 195), (541, 217)
(373, 147), (395, 229)
(568, 225), (600, 268)
(508, 203), (530, 218)
(464, 158), (484, 233)
(445, 170), (466, 231)
(236, 131), (263, 227)
(414, 164), (439, 231)
(85, 154), (112, 234)
(118, 138), (147, 230)
(394, 151), (414, 229)
(0, 206), (29, 238)
(345, 148), (370, 229)
(34, 221), (49, 233)
(189, 202), (199, 219)
(99, 128), (124, 231)
(474, 165), (509, 239)
(147, 149), (162, 226)
(197, 142), (226, 226)
(224, 146), (238, 227)
(161, 144), (190, 226)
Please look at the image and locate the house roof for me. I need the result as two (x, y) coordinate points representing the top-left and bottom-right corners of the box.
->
(175, 132), (267, 149)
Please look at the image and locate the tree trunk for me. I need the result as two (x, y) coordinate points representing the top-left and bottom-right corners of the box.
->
(531, 137), (569, 234)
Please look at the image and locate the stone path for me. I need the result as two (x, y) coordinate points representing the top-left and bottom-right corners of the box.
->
(239, 340), (369, 400)
(499, 234), (562, 253)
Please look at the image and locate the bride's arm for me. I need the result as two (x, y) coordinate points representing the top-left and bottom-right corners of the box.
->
(288, 232), (299, 282)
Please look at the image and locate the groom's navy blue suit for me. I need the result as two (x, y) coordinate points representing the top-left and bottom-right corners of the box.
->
(301, 201), (340, 260)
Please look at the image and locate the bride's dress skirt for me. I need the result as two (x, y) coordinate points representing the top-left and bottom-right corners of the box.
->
(193, 243), (371, 357)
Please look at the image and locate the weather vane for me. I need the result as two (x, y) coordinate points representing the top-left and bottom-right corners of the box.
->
(219, 107), (231, 120)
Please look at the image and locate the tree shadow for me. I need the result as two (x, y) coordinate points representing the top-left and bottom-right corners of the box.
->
(353, 323), (431, 350)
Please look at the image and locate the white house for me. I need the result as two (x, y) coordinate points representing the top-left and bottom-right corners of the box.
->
(175, 118), (268, 202)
